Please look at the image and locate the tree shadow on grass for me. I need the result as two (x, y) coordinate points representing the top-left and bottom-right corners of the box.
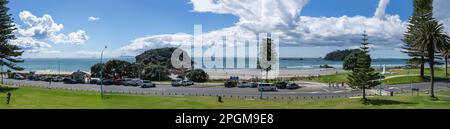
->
(0, 87), (18, 93)
(363, 99), (416, 106)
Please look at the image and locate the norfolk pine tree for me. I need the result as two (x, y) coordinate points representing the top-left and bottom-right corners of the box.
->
(0, 0), (24, 84)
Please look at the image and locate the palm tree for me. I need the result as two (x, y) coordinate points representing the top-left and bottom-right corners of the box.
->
(403, 0), (434, 79)
(413, 20), (450, 98)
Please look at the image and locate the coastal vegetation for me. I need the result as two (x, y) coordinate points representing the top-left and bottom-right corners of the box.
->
(402, 0), (431, 79)
(342, 52), (362, 71)
(186, 69), (209, 83)
(346, 32), (381, 101)
(0, 0), (24, 84)
(403, 0), (450, 97)
(324, 49), (362, 61)
(2, 86), (450, 109)
(90, 48), (209, 82)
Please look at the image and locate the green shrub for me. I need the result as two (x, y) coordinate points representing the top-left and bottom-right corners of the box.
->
(186, 69), (209, 83)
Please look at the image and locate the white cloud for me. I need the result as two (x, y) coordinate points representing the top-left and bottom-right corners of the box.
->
(295, 15), (406, 47)
(374, 0), (390, 18)
(191, 0), (309, 34)
(119, 33), (193, 54)
(51, 30), (89, 45)
(88, 16), (100, 21)
(434, 0), (450, 34)
(15, 11), (89, 45)
(9, 37), (52, 53)
(17, 11), (64, 38)
(120, 0), (409, 55)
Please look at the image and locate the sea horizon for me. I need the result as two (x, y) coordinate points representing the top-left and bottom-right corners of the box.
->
(10, 57), (410, 73)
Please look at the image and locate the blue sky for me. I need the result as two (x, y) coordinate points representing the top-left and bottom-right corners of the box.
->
(8, 0), (423, 58)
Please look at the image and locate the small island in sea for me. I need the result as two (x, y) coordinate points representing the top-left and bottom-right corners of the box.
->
(324, 49), (362, 61)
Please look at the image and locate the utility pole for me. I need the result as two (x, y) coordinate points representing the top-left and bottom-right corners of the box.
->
(379, 65), (383, 96)
(409, 67), (413, 96)
(100, 46), (107, 99)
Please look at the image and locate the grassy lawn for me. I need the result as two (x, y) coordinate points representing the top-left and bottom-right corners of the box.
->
(437, 91), (450, 96)
(1, 86), (450, 109)
(301, 68), (449, 85)
(306, 73), (349, 83)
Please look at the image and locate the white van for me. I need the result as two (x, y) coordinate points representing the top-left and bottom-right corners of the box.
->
(258, 83), (277, 91)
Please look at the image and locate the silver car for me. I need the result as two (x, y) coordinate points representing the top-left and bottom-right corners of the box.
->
(258, 83), (277, 91)
(140, 80), (156, 88)
(171, 79), (184, 87)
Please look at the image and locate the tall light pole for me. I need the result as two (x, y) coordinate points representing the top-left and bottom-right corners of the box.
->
(100, 46), (107, 99)
(409, 66), (413, 96)
(379, 65), (383, 96)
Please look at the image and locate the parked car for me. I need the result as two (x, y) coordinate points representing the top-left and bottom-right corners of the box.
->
(114, 79), (125, 85)
(224, 80), (238, 88)
(140, 80), (156, 88)
(63, 78), (77, 84)
(183, 80), (194, 86)
(238, 82), (252, 88)
(286, 83), (301, 90)
(90, 78), (100, 84)
(28, 75), (39, 81)
(171, 79), (184, 87)
(275, 82), (288, 89)
(29, 75), (41, 81)
(224, 76), (240, 88)
(250, 82), (258, 88)
(122, 78), (132, 86)
(14, 74), (25, 80)
(39, 76), (49, 81)
(126, 79), (142, 87)
(52, 77), (64, 82)
(98, 79), (114, 85)
(42, 77), (53, 82)
(258, 83), (277, 92)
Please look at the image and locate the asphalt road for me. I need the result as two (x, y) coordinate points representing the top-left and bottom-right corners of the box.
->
(4, 79), (450, 99)
(384, 82), (450, 92)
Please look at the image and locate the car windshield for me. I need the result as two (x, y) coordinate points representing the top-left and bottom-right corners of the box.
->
(143, 80), (150, 83)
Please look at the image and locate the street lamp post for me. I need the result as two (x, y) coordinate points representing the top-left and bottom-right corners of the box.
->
(100, 46), (107, 99)
(379, 64), (385, 96)
(409, 67), (413, 96)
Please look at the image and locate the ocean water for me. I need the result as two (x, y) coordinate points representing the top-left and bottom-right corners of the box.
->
(16, 58), (136, 72)
(13, 58), (407, 73)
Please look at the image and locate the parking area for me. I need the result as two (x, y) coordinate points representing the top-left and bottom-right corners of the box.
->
(4, 78), (361, 99)
(8, 78), (450, 99)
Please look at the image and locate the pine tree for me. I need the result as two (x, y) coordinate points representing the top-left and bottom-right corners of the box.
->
(0, 0), (24, 84)
(361, 32), (370, 52)
(347, 32), (381, 102)
(402, 0), (434, 79)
